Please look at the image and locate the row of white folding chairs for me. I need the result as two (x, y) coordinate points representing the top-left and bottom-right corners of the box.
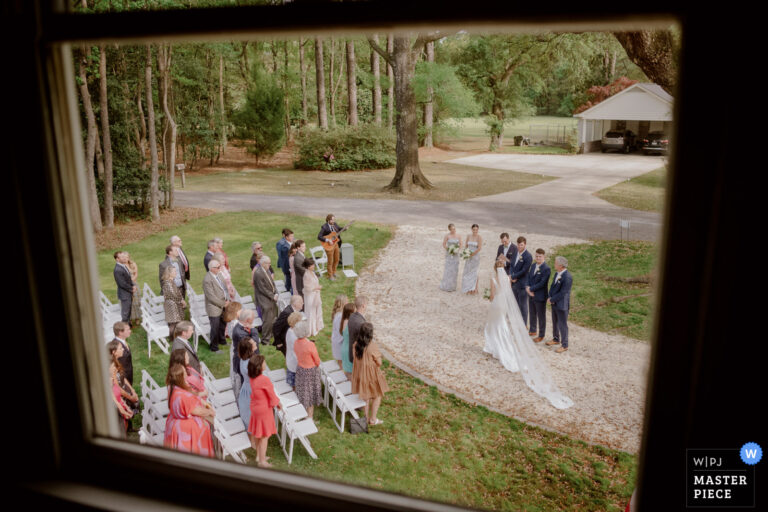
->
(320, 360), (366, 433)
(138, 370), (169, 446)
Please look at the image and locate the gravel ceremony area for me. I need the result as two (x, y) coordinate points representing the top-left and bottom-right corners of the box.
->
(357, 225), (650, 454)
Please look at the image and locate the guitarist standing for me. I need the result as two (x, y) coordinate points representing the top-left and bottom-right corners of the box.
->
(318, 214), (342, 281)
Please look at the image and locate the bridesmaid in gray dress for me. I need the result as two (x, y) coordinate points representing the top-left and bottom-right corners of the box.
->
(440, 223), (462, 292)
(461, 224), (483, 294)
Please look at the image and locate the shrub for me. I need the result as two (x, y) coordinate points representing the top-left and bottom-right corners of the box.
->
(294, 125), (396, 171)
(233, 65), (285, 163)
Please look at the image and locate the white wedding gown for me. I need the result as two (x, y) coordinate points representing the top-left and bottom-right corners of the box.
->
(484, 268), (574, 409)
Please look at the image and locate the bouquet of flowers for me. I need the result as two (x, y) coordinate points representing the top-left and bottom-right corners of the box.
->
(446, 245), (460, 256)
(460, 248), (474, 260)
(482, 288), (491, 300)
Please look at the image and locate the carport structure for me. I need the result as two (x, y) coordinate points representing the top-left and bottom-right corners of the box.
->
(575, 82), (673, 153)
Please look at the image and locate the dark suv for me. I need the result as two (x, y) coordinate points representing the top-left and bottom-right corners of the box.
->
(601, 130), (637, 153)
(641, 131), (669, 155)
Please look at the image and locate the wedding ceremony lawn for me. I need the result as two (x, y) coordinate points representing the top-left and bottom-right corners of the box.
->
(594, 166), (667, 213)
(98, 211), (637, 511)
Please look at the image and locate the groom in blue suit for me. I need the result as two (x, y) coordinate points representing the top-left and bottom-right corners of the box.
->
(526, 248), (551, 342)
(509, 236), (533, 326)
(546, 256), (573, 354)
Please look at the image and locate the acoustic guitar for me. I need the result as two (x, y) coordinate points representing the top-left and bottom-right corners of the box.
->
(321, 220), (356, 251)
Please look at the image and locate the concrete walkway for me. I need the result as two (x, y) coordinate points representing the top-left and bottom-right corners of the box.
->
(448, 152), (665, 207)
(175, 191), (662, 241)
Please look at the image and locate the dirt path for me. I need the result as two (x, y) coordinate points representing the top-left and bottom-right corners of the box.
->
(357, 225), (650, 454)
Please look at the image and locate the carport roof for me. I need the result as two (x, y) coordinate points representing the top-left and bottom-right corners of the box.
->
(574, 82), (674, 121)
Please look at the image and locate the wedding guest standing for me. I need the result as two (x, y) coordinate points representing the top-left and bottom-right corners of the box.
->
(111, 321), (134, 386)
(231, 309), (259, 399)
(273, 295), (303, 357)
(288, 242), (299, 296)
(171, 321), (201, 373)
(347, 296), (367, 364)
(253, 255), (279, 343)
(249, 241), (264, 271)
(461, 224), (483, 294)
(107, 339), (137, 433)
(510, 236), (532, 325)
(203, 239), (216, 271)
(126, 254), (141, 325)
(439, 224), (462, 292)
(546, 256), (573, 354)
(351, 323), (389, 426)
(302, 258), (324, 337)
(212, 252), (236, 299)
(113, 251), (135, 323)
(159, 244), (186, 299)
(331, 295), (349, 368)
(526, 248), (551, 342)
(203, 260), (230, 353)
(248, 354), (282, 468)
(161, 266), (186, 338)
(236, 339), (257, 425)
(293, 320), (322, 419)
(168, 349), (207, 397)
(214, 237), (230, 271)
(339, 303), (356, 378)
(170, 235), (190, 281)
(292, 240), (307, 298)
(276, 228), (294, 294)
(284, 312), (304, 389)
(164, 363), (215, 457)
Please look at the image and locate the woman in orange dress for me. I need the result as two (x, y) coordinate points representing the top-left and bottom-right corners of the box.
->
(248, 354), (282, 468)
(164, 363), (216, 457)
(351, 322), (389, 426)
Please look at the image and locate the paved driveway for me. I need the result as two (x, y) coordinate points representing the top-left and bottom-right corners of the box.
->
(448, 152), (665, 207)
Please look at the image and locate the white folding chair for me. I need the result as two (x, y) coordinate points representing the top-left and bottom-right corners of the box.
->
(141, 309), (170, 358)
(213, 418), (251, 464)
(276, 408), (318, 464)
(326, 377), (366, 433)
(309, 246), (328, 275)
(200, 362), (233, 393)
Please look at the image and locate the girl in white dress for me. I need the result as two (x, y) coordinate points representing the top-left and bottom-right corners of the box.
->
(302, 258), (324, 337)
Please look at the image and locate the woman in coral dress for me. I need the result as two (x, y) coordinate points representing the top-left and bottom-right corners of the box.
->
(351, 322), (389, 426)
(302, 258), (324, 336)
(168, 349), (207, 397)
(248, 354), (282, 468)
(164, 363), (215, 457)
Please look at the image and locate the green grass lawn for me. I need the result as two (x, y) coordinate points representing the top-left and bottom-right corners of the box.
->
(594, 167), (667, 213)
(440, 116), (577, 154)
(177, 161), (556, 202)
(99, 212), (637, 511)
(553, 240), (657, 341)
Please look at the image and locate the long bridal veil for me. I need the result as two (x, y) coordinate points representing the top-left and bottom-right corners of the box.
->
(485, 267), (574, 409)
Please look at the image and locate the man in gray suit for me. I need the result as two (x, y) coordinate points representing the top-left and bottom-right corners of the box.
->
(113, 251), (134, 323)
(170, 321), (200, 373)
(347, 295), (368, 362)
(158, 244), (186, 298)
(253, 255), (279, 343)
(203, 260), (230, 353)
(293, 240), (306, 298)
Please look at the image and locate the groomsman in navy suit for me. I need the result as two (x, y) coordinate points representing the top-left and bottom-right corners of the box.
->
(496, 233), (514, 274)
(546, 256), (573, 354)
(509, 236), (533, 324)
(526, 248), (551, 342)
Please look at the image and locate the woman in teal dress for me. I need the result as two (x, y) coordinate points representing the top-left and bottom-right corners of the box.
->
(340, 303), (355, 378)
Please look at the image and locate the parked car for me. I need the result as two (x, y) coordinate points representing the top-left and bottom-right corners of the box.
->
(641, 131), (670, 155)
(601, 130), (637, 153)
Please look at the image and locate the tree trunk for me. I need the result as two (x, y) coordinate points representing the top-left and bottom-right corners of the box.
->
(137, 70), (147, 171)
(371, 35), (434, 193)
(76, 46), (103, 232)
(219, 52), (227, 157)
(238, 42), (249, 82)
(328, 37), (335, 126)
(346, 40), (358, 126)
(146, 44), (160, 221)
(299, 37), (308, 126)
(314, 37), (328, 130)
(423, 41), (434, 148)
(158, 44), (176, 211)
(613, 30), (677, 94)
(489, 100), (504, 151)
(283, 41), (291, 141)
(387, 34), (394, 130)
(371, 35), (382, 126)
(98, 45), (114, 229)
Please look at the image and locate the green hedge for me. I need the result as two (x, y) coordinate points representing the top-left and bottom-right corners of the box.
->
(294, 125), (396, 171)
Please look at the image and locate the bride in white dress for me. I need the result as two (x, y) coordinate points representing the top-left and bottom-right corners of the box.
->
(485, 260), (573, 409)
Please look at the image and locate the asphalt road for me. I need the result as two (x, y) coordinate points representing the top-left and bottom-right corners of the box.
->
(175, 191), (662, 241)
